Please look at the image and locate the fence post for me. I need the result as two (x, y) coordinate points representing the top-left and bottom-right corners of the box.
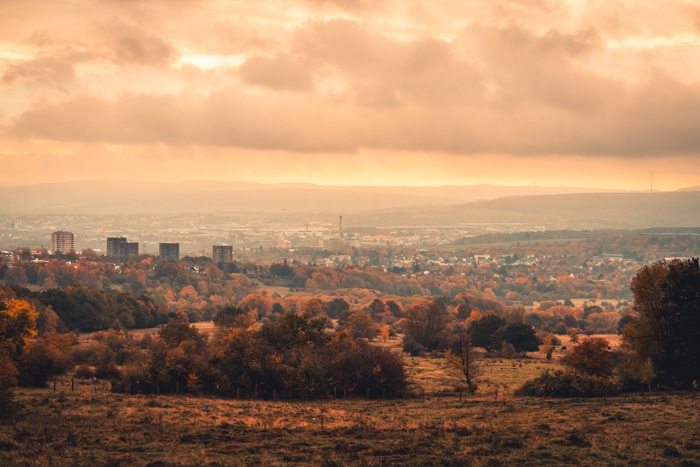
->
(319, 399), (324, 431)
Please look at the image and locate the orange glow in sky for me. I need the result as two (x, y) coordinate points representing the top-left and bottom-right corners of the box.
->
(1, 0), (700, 190)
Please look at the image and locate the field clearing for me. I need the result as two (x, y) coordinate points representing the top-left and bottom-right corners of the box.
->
(2, 382), (699, 466)
(376, 335), (621, 395)
(566, 298), (624, 308)
(87, 322), (219, 341)
(402, 352), (563, 396)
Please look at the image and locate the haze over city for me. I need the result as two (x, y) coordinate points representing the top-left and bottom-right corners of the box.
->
(2, 0), (700, 190)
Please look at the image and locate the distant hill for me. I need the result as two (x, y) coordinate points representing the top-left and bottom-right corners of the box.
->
(346, 192), (700, 229)
(0, 180), (617, 214)
(0, 181), (698, 229)
(676, 185), (700, 192)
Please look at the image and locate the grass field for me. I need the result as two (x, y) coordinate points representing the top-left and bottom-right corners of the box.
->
(2, 383), (699, 466)
(2, 335), (696, 466)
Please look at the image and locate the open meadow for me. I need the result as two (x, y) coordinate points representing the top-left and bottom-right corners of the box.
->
(1, 337), (698, 466)
(2, 383), (699, 466)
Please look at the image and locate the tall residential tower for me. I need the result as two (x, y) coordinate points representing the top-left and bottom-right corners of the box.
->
(159, 243), (180, 261)
(106, 237), (127, 257)
(213, 245), (233, 263)
(51, 231), (75, 254)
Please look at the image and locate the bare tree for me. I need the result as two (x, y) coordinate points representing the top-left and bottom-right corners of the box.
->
(445, 330), (481, 393)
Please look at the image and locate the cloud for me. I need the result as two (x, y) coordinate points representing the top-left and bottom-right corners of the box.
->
(291, 19), (483, 107)
(10, 58), (700, 158)
(0, 17), (178, 90)
(239, 53), (312, 91)
(302, 0), (385, 12)
(2, 55), (77, 87)
(2, 0), (700, 167)
(464, 24), (616, 112)
(98, 19), (178, 67)
(10, 89), (359, 151)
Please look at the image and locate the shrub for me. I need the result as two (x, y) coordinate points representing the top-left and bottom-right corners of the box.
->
(561, 337), (615, 377)
(74, 365), (95, 379)
(111, 364), (149, 394)
(516, 370), (620, 397)
(17, 339), (73, 387)
(72, 342), (110, 365)
(402, 337), (426, 356)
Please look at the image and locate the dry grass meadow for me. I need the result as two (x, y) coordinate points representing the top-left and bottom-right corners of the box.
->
(1, 337), (699, 466)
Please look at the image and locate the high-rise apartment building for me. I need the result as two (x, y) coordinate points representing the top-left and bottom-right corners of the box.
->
(51, 231), (75, 254)
(107, 237), (127, 257)
(213, 245), (233, 263)
(118, 242), (139, 258)
(107, 237), (139, 259)
(159, 243), (180, 261)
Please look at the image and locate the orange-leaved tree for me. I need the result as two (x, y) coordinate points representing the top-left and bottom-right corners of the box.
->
(0, 299), (38, 421)
(561, 337), (615, 377)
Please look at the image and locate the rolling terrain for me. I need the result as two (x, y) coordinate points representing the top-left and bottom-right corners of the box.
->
(0, 180), (616, 214)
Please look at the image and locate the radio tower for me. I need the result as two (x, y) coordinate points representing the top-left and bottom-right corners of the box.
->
(339, 216), (343, 239)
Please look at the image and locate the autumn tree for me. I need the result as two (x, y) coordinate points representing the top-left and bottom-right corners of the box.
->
(468, 314), (506, 351)
(368, 299), (386, 320)
(214, 305), (255, 328)
(499, 323), (541, 354)
(562, 337), (615, 378)
(385, 300), (402, 317)
(403, 300), (449, 353)
(0, 299), (38, 419)
(0, 299), (39, 358)
(540, 335), (554, 360)
(258, 312), (328, 351)
(624, 258), (700, 388)
(158, 320), (207, 349)
(17, 335), (76, 388)
(345, 311), (378, 340)
(325, 298), (350, 319)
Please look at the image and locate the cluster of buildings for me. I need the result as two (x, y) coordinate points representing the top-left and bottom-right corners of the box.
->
(50, 231), (233, 263)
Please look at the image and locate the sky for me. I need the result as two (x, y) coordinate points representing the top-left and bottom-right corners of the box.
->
(1, 0), (700, 190)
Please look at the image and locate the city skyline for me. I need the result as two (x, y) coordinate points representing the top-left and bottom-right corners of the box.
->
(1, 1), (700, 191)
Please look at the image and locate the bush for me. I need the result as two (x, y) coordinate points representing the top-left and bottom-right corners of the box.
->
(72, 342), (110, 365)
(561, 337), (615, 377)
(17, 339), (73, 387)
(516, 370), (620, 397)
(111, 364), (150, 394)
(74, 365), (95, 379)
(402, 337), (426, 356)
